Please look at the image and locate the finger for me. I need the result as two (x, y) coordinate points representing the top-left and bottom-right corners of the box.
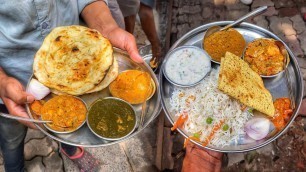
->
(18, 117), (38, 129)
(8, 89), (35, 104)
(130, 50), (143, 63)
(3, 98), (38, 129)
(125, 35), (143, 63)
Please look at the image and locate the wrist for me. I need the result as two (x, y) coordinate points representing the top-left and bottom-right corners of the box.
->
(81, 1), (119, 38)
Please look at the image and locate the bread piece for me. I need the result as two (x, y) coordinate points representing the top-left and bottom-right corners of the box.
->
(33, 25), (113, 95)
(218, 52), (275, 117)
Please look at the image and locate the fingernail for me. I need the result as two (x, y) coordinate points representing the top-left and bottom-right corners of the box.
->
(136, 54), (144, 63)
(26, 96), (35, 103)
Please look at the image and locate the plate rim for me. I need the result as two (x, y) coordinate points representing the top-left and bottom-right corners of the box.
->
(26, 48), (162, 147)
(159, 21), (304, 153)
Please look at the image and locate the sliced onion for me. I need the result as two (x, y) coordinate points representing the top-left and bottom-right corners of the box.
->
(27, 79), (50, 100)
(245, 117), (270, 140)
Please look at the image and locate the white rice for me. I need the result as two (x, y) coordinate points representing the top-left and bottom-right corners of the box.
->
(170, 68), (252, 147)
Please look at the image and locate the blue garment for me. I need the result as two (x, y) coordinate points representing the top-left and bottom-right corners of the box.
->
(0, 0), (100, 86)
(0, 0), (105, 171)
(141, 0), (155, 8)
(0, 104), (27, 172)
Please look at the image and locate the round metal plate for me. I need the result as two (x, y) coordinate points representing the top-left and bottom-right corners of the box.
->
(26, 48), (161, 147)
(159, 21), (303, 153)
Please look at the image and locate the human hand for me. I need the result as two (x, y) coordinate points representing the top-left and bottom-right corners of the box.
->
(0, 75), (36, 129)
(182, 141), (223, 172)
(81, 1), (143, 63)
(106, 27), (143, 63)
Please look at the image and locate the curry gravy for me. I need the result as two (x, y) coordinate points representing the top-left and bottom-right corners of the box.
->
(203, 28), (246, 62)
(88, 98), (136, 139)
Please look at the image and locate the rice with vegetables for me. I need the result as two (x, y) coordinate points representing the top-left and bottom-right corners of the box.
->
(170, 68), (253, 147)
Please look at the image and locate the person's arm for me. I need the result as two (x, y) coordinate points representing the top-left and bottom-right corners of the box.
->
(0, 68), (36, 128)
(182, 142), (223, 172)
(81, 1), (143, 63)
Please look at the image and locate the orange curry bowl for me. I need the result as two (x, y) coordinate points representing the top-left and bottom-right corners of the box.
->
(39, 95), (87, 133)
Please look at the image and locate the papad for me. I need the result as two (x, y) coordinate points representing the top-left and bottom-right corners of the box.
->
(218, 52), (275, 117)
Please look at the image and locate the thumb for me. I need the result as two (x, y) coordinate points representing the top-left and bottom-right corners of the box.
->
(129, 50), (143, 63)
(9, 90), (35, 105)
(125, 35), (143, 63)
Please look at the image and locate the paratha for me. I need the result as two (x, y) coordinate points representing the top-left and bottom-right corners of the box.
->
(50, 57), (119, 95)
(33, 25), (113, 95)
(218, 52), (275, 117)
(86, 56), (119, 93)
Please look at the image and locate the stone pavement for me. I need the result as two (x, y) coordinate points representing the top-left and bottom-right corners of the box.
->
(160, 0), (306, 171)
(0, 19), (158, 172)
(0, 0), (305, 172)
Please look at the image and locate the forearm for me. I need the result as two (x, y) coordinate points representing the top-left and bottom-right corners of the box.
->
(81, 1), (119, 39)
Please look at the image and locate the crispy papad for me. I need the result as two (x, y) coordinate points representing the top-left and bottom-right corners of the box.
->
(218, 52), (275, 117)
(33, 25), (113, 95)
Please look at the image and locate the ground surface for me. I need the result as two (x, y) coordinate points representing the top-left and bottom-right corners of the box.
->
(159, 0), (306, 171)
(0, 0), (305, 171)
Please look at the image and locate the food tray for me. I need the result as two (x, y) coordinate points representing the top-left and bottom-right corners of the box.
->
(26, 48), (161, 147)
(159, 21), (303, 152)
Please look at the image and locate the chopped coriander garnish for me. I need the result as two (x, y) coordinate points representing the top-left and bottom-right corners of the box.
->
(222, 124), (229, 131)
(206, 117), (213, 124)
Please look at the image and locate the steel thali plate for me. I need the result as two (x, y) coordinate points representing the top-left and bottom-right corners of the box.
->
(26, 48), (161, 147)
(159, 21), (303, 153)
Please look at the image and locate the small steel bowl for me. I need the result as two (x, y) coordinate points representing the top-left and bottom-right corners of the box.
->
(201, 28), (246, 65)
(86, 97), (137, 141)
(242, 38), (290, 78)
(162, 45), (212, 87)
(201, 40), (221, 64)
(41, 95), (87, 134)
(109, 69), (156, 103)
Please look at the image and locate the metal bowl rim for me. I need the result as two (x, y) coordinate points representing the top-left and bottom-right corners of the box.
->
(162, 45), (212, 87)
(108, 69), (156, 103)
(86, 97), (138, 141)
(26, 48), (162, 147)
(41, 95), (87, 134)
(242, 37), (290, 78)
(159, 21), (303, 153)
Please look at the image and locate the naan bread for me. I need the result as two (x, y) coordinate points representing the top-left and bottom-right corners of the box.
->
(218, 52), (275, 117)
(50, 57), (119, 95)
(86, 56), (119, 93)
(33, 25), (113, 95)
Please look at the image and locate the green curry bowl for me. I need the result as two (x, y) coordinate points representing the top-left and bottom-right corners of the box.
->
(86, 97), (137, 141)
